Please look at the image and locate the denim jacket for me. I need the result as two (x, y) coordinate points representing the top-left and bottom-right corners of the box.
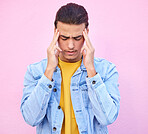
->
(20, 57), (120, 134)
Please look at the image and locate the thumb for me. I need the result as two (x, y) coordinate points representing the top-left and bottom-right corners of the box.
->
(81, 46), (86, 56)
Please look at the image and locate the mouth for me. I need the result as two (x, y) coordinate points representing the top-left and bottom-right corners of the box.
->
(64, 50), (77, 55)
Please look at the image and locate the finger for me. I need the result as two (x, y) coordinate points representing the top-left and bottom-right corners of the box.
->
(56, 45), (62, 52)
(47, 42), (61, 55)
(81, 45), (89, 55)
(81, 42), (90, 51)
(55, 46), (62, 57)
(52, 29), (58, 42)
(50, 30), (59, 48)
(55, 49), (60, 57)
(53, 45), (62, 54)
(53, 31), (59, 46)
(48, 33), (58, 49)
(83, 29), (92, 48)
(82, 29), (88, 41)
(81, 47), (86, 56)
(81, 46), (84, 53)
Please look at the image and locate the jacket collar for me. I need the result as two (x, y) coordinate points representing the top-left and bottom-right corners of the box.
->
(55, 56), (87, 72)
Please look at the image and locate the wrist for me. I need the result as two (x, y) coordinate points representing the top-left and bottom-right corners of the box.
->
(86, 66), (97, 78)
(44, 67), (55, 81)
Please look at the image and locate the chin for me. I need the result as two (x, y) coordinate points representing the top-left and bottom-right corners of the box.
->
(65, 55), (82, 62)
(65, 57), (77, 62)
(60, 52), (82, 62)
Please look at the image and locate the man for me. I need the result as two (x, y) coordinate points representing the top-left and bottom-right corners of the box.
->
(20, 3), (120, 134)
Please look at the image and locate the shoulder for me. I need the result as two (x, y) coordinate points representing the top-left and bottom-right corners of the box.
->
(26, 59), (47, 78)
(94, 57), (115, 67)
(94, 57), (117, 77)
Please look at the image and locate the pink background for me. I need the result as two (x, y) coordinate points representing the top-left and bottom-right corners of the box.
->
(0, 0), (148, 133)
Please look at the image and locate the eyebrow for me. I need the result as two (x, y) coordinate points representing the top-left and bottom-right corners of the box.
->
(60, 35), (70, 39)
(60, 35), (82, 39)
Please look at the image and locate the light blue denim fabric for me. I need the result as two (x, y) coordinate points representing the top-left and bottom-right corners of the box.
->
(20, 57), (120, 134)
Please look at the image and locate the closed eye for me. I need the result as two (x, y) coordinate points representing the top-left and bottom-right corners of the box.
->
(59, 35), (83, 41)
(73, 35), (83, 41)
(61, 38), (68, 40)
(60, 35), (69, 40)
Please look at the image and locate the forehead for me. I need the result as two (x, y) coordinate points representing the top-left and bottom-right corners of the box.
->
(57, 21), (85, 37)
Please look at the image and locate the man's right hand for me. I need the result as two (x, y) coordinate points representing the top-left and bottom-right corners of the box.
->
(44, 29), (62, 80)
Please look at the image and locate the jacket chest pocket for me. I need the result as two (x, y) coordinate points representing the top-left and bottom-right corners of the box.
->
(80, 84), (92, 108)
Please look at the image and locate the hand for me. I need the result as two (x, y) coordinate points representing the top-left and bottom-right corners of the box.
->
(44, 29), (62, 80)
(81, 29), (96, 77)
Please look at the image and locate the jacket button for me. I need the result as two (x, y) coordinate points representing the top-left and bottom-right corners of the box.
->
(92, 80), (96, 84)
(53, 88), (57, 92)
(48, 84), (52, 88)
(58, 105), (61, 109)
(53, 127), (56, 131)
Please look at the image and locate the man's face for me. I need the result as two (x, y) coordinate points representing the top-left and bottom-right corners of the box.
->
(56, 21), (87, 63)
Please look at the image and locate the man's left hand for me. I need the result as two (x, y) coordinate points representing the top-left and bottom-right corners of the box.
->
(81, 29), (97, 77)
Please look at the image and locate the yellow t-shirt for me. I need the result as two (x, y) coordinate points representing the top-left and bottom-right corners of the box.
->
(58, 58), (81, 134)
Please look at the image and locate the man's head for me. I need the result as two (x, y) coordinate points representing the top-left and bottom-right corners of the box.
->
(54, 3), (89, 63)
(54, 3), (89, 29)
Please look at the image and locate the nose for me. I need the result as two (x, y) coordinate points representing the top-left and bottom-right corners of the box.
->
(68, 38), (74, 49)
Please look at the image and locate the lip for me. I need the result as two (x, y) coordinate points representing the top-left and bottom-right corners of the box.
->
(65, 51), (76, 55)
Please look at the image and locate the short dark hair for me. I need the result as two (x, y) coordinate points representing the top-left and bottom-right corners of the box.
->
(54, 3), (89, 28)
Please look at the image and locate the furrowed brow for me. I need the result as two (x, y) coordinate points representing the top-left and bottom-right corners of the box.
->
(60, 35), (70, 39)
(73, 35), (83, 38)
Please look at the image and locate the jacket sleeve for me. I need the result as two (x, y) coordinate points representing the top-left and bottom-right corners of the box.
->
(86, 62), (120, 126)
(20, 65), (54, 127)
